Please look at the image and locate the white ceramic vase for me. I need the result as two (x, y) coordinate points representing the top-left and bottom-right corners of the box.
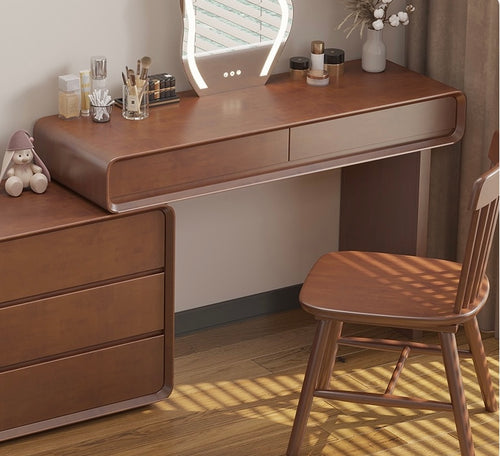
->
(362, 28), (386, 73)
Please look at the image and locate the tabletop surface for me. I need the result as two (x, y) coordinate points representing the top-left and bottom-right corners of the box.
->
(34, 61), (462, 163)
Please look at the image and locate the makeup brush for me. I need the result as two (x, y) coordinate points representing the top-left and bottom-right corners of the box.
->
(140, 56), (152, 80)
(128, 68), (136, 86)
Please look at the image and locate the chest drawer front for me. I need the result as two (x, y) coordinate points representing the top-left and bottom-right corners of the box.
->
(290, 97), (457, 162)
(0, 210), (165, 304)
(108, 130), (289, 204)
(0, 274), (164, 368)
(0, 336), (165, 432)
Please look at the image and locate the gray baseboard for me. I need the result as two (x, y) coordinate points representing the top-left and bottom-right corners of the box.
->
(175, 284), (302, 335)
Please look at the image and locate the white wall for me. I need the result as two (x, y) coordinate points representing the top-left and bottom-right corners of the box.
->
(1, 0), (406, 312)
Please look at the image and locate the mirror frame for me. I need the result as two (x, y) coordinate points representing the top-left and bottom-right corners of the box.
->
(180, 0), (293, 96)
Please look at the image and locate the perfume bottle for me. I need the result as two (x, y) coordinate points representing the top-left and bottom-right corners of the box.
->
(90, 55), (107, 92)
(58, 74), (81, 120)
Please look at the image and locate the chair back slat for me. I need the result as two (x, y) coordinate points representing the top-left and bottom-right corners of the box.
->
(471, 203), (498, 301)
(455, 164), (499, 313)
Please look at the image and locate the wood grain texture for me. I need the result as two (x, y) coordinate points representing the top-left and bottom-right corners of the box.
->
(0, 309), (496, 456)
(0, 274), (164, 368)
(0, 184), (175, 441)
(0, 209), (165, 304)
(33, 61), (465, 211)
(0, 336), (165, 432)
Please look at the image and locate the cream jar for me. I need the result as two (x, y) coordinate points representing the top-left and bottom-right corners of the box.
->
(306, 69), (330, 87)
(324, 48), (345, 85)
(289, 56), (310, 80)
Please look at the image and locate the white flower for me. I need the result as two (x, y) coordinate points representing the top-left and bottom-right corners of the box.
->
(374, 8), (385, 18)
(382, 0), (393, 3)
(372, 19), (384, 30)
(389, 14), (400, 26)
(398, 11), (409, 22)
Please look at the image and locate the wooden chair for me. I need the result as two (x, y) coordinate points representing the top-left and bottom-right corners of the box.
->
(287, 137), (499, 456)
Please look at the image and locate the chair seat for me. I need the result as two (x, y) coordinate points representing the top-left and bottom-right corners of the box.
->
(300, 251), (489, 330)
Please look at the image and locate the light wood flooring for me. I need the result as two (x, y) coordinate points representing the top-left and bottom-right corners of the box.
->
(2, 309), (498, 455)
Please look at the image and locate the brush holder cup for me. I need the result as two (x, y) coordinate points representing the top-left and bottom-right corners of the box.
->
(122, 83), (149, 120)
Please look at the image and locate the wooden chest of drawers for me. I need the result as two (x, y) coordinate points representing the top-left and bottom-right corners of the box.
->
(0, 183), (174, 441)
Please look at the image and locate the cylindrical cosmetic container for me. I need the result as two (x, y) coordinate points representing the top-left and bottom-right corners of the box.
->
(90, 56), (107, 91)
(289, 56), (310, 80)
(310, 40), (325, 71)
(308, 40), (329, 86)
(80, 70), (91, 116)
(324, 48), (345, 84)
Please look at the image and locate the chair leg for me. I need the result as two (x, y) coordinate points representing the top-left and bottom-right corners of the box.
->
(439, 332), (475, 456)
(317, 320), (343, 389)
(287, 319), (332, 456)
(463, 317), (498, 412)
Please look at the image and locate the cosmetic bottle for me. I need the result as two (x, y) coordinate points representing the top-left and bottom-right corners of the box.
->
(80, 70), (91, 116)
(324, 48), (345, 86)
(58, 74), (81, 120)
(289, 56), (310, 80)
(310, 41), (325, 71)
(307, 41), (329, 86)
(90, 56), (107, 92)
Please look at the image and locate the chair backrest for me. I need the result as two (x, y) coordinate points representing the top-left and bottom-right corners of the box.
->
(455, 134), (499, 312)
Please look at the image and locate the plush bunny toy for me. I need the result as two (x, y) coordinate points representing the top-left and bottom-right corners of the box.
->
(0, 130), (51, 197)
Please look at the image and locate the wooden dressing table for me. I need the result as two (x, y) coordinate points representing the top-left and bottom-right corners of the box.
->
(0, 60), (465, 439)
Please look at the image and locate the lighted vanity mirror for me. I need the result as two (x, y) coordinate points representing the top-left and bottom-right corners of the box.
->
(181, 0), (293, 96)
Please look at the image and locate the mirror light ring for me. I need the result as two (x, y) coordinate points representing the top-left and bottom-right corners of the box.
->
(260, 0), (292, 77)
(185, 0), (209, 90)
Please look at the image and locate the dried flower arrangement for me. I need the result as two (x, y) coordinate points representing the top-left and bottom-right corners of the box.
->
(338, 0), (416, 37)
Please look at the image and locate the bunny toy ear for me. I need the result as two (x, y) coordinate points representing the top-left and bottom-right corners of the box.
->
(0, 150), (14, 182)
(32, 150), (51, 182)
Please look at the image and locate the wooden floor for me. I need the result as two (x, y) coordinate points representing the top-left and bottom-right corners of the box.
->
(2, 309), (498, 455)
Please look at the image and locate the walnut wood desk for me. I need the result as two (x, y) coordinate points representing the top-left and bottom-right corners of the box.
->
(0, 60), (464, 439)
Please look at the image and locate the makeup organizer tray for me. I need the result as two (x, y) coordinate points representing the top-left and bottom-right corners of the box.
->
(115, 73), (180, 108)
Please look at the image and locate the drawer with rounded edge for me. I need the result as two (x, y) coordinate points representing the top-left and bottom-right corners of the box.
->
(290, 97), (457, 162)
(0, 210), (165, 304)
(108, 129), (289, 205)
(0, 336), (165, 433)
(0, 274), (164, 369)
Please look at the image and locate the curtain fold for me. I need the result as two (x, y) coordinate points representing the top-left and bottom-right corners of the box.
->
(406, 0), (499, 333)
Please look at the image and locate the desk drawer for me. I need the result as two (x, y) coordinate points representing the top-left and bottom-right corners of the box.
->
(0, 274), (164, 368)
(108, 130), (289, 203)
(0, 210), (165, 304)
(0, 336), (164, 431)
(290, 97), (457, 161)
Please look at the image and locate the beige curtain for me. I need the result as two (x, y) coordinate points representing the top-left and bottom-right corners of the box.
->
(406, 0), (499, 333)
